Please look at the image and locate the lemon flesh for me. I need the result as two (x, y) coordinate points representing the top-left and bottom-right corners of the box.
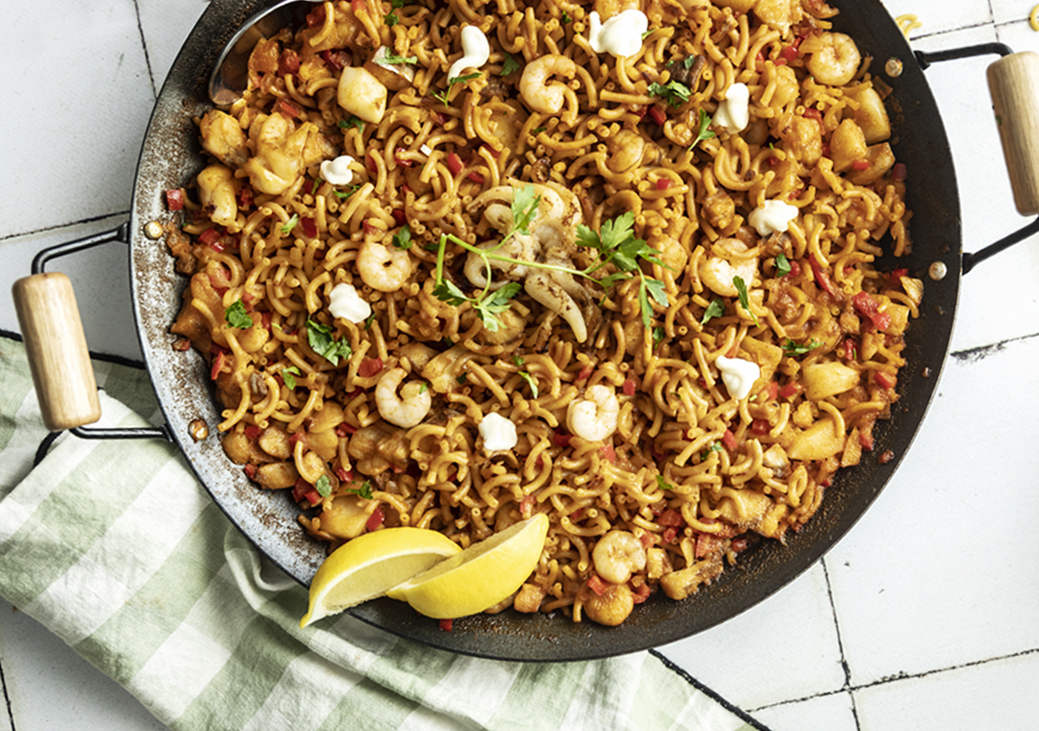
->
(300, 527), (462, 628)
(386, 514), (549, 619)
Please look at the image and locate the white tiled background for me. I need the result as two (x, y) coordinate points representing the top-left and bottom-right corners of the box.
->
(3, 1), (1039, 730)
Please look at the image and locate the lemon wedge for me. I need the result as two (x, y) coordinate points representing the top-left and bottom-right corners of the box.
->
(386, 513), (549, 619)
(300, 527), (462, 628)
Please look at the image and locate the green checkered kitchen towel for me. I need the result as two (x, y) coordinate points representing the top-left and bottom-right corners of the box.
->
(0, 335), (763, 731)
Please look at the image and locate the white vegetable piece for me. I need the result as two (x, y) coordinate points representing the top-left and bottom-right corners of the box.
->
(319, 155), (355, 187)
(328, 283), (371, 324)
(337, 67), (388, 124)
(447, 26), (491, 79)
(748, 199), (799, 237)
(479, 412), (518, 452)
(587, 9), (649, 58)
(713, 82), (750, 134)
(715, 355), (760, 401)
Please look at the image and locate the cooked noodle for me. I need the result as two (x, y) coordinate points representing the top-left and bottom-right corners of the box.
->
(166, 0), (921, 626)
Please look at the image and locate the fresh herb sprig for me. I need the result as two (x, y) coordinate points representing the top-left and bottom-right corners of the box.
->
(224, 300), (254, 329)
(782, 338), (822, 357)
(648, 80), (692, 108)
(433, 72), (482, 106)
(691, 109), (717, 149)
(306, 319), (352, 366)
(733, 275), (759, 327)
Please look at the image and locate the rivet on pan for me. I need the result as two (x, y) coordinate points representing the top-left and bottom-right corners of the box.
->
(928, 261), (947, 281)
(188, 419), (209, 442)
(885, 57), (904, 78)
(144, 221), (164, 240)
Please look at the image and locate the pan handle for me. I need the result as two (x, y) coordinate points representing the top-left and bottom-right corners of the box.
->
(11, 223), (170, 441)
(917, 44), (1039, 274)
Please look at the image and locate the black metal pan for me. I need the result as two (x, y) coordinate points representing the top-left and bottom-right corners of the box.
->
(15, 0), (1039, 661)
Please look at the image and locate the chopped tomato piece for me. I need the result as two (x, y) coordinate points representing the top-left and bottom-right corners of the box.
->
(859, 429), (874, 451)
(765, 381), (779, 401)
(365, 153), (378, 172)
(244, 463), (257, 480)
(751, 419), (770, 436)
(781, 43), (800, 61)
(779, 382), (801, 399)
(852, 292), (892, 331)
(198, 228), (221, 247)
(622, 379), (637, 396)
(731, 537), (748, 553)
(366, 506), (385, 531)
(358, 357), (384, 378)
(601, 444), (617, 463)
(445, 152), (465, 176)
(632, 582), (652, 604)
(809, 255), (838, 298)
(278, 99), (301, 118)
(362, 219), (378, 235)
(695, 533), (724, 559)
(439, 618), (454, 631)
(237, 186), (254, 209)
(392, 208), (406, 225)
(293, 478), (321, 506)
(576, 365), (593, 381)
(519, 495), (535, 515)
(278, 49), (300, 76)
(335, 466), (353, 483)
(874, 371), (896, 389)
(553, 431), (573, 448)
(851, 159), (871, 171)
(786, 260), (802, 278)
(892, 162), (908, 181)
(648, 105), (667, 126)
(335, 423), (357, 438)
(662, 526), (679, 544)
(301, 217), (318, 239)
(350, 0), (366, 13)
(842, 338), (858, 361)
(306, 4), (326, 26)
(658, 509), (684, 527)
(244, 424), (262, 440)
(721, 429), (738, 451)
(639, 531), (656, 548)
(587, 574), (609, 596)
(394, 148), (413, 168)
(289, 430), (306, 448)
(467, 169), (485, 184)
(210, 349), (225, 380)
(165, 188), (184, 211)
(655, 178), (671, 191)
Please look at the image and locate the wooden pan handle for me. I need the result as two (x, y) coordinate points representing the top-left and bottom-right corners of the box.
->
(12, 272), (101, 431)
(987, 51), (1039, 216)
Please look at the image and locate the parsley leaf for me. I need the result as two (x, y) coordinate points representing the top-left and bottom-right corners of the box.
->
(281, 214), (299, 234)
(775, 253), (792, 278)
(501, 52), (521, 76)
(691, 109), (717, 149)
(561, 9), (571, 23)
(653, 326), (666, 347)
(639, 277), (669, 328)
(315, 474), (332, 498)
(700, 443), (722, 460)
(518, 370), (539, 398)
(434, 72), (482, 105)
(333, 184), (361, 200)
(648, 80), (692, 108)
(474, 282), (521, 332)
(701, 298), (725, 325)
(683, 56), (699, 70)
(733, 276), (759, 327)
(338, 115), (365, 131)
(381, 52), (417, 65)
(224, 300), (253, 329)
(782, 338), (822, 357)
(392, 225), (412, 250)
(655, 475), (674, 491)
(511, 185), (541, 235)
(346, 480), (373, 500)
(306, 318), (352, 366)
(281, 365), (301, 389)
(431, 279), (468, 307)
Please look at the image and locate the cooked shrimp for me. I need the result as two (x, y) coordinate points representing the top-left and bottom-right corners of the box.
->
(519, 54), (577, 114)
(581, 582), (635, 626)
(801, 31), (861, 86)
(357, 241), (411, 292)
(699, 238), (758, 298)
(605, 128), (645, 173)
(566, 384), (619, 441)
(375, 367), (431, 428)
(592, 530), (647, 584)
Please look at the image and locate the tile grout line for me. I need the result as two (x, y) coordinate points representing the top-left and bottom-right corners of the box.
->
(819, 557), (861, 730)
(0, 653), (16, 731)
(131, 0), (158, 99)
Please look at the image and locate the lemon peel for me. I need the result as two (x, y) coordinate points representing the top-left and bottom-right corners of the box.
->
(300, 527), (461, 628)
(387, 513), (549, 619)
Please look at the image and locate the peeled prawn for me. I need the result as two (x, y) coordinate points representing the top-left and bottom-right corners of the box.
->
(592, 531), (647, 584)
(519, 55), (577, 115)
(801, 32), (861, 86)
(566, 384), (619, 441)
(698, 238), (759, 298)
(375, 367), (431, 428)
(357, 240), (411, 292)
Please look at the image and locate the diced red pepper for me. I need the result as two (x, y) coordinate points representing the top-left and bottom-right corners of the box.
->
(350, 0), (366, 13)
(439, 618), (454, 631)
(695, 533), (724, 559)
(577, 365), (593, 381)
(658, 509), (684, 527)
(601, 444), (617, 463)
(781, 43), (800, 61)
(632, 105), (649, 120)
(622, 379), (637, 396)
(237, 186), (254, 209)
(889, 268), (909, 287)
(392, 208), (406, 225)
(335, 422), (357, 437)
(482, 144), (501, 158)
(445, 152), (465, 176)
(335, 466), (353, 483)
(892, 162), (908, 181)
(244, 463), (257, 479)
(366, 506), (385, 531)
(467, 169), (485, 184)
(365, 153), (378, 173)
(278, 49), (300, 76)
(851, 159), (871, 171)
(842, 338), (858, 361)
(721, 429), (738, 451)
(210, 349), (225, 380)
(301, 217), (318, 239)
(198, 228), (221, 247)
(632, 583), (652, 605)
(321, 50), (349, 72)
(648, 105), (667, 126)
(662, 526), (679, 544)
(852, 292), (892, 331)
(278, 99), (301, 118)
(244, 424), (262, 440)
(293, 478), (321, 506)
(639, 531), (656, 548)
(394, 148), (413, 168)
(859, 430), (874, 451)
(779, 382), (801, 399)
(751, 419), (770, 436)
(165, 189), (184, 211)
(786, 260), (802, 279)
(874, 371), (896, 389)
(553, 431), (573, 448)
(362, 219), (378, 235)
(655, 178), (671, 192)
(765, 381), (779, 401)
(809, 255), (838, 298)
(804, 107), (822, 121)
(587, 574), (609, 596)
(289, 430), (306, 448)
(358, 357), (384, 378)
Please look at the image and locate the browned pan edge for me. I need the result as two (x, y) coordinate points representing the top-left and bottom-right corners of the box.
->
(127, 0), (961, 661)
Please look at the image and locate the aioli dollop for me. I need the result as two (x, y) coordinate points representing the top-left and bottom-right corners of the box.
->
(479, 412), (518, 452)
(588, 9), (649, 58)
(320, 155), (355, 187)
(447, 26), (491, 79)
(713, 83), (750, 134)
(328, 283), (371, 324)
(748, 200), (799, 237)
(715, 356), (761, 401)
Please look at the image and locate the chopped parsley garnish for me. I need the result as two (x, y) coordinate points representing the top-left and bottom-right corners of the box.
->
(653, 326), (667, 347)
(700, 443), (723, 460)
(345, 480), (373, 500)
(530, 126), (547, 135)
(561, 10), (571, 23)
(782, 338), (822, 357)
(338, 115), (364, 131)
(648, 80), (692, 108)
(518, 370), (539, 399)
(392, 225), (412, 250)
(281, 365), (301, 389)
(364, 312), (376, 330)
(280, 214), (299, 234)
(306, 318), (352, 366)
(733, 275), (759, 327)
(333, 184), (361, 200)
(433, 72), (482, 106)
(501, 52), (521, 76)
(315, 474), (332, 498)
(384, 0), (406, 26)
(683, 56), (700, 70)
(381, 52), (417, 65)
(224, 300), (253, 329)
(701, 298), (725, 326)
(691, 109), (717, 149)
(655, 475), (674, 491)
(775, 252), (792, 278)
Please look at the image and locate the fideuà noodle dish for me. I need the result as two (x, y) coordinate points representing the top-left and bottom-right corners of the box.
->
(164, 0), (924, 628)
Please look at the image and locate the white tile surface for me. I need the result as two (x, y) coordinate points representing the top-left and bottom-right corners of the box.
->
(5, 1), (1039, 730)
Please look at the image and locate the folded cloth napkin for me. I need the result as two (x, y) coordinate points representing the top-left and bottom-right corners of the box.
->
(0, 335), (763, 731)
